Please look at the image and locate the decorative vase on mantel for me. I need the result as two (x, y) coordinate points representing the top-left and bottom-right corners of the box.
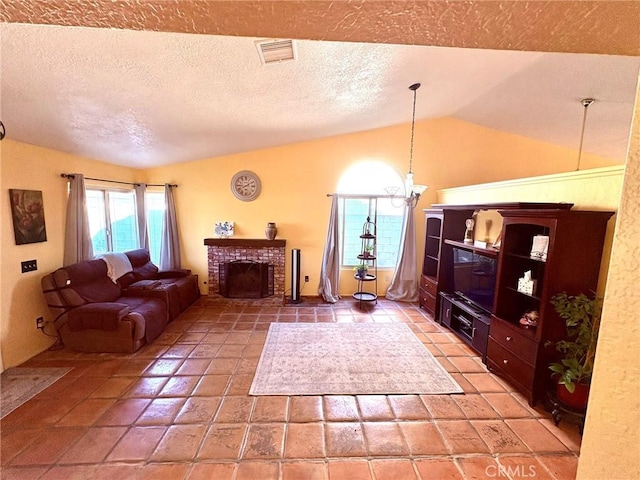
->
(265, 222), (278, 240)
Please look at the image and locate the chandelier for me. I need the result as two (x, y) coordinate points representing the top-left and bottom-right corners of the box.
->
(386, 83), (428, 208)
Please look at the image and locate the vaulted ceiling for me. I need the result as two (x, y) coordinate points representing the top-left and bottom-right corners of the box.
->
(2, 1), (639, 168)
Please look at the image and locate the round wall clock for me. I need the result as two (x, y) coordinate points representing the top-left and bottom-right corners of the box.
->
(230, 170), (261, 201)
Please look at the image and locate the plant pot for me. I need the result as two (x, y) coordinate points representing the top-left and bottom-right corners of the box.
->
(556, 382), (590, 411)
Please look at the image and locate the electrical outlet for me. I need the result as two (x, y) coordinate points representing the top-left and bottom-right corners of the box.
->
(36, 317), (44, 330)
(21, 259), (38, 273)
(304, 275), (309, 283)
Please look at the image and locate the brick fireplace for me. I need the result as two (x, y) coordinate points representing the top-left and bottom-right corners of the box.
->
(204, 238), (286, 301)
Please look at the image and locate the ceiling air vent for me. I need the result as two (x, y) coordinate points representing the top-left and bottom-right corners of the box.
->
(255, 39), (296, 65)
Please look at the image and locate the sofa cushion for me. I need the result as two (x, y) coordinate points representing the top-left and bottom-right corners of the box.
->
(134, 262), (160, 281)
(62, 259), (122, 303)
(122, 248), (160, 281)
(122, 249), (160, 283)
(157, 276), (199, 311)
(67, 303), (129, 331)
(117, 296), (168, 342)
(125, 248), (152, 268)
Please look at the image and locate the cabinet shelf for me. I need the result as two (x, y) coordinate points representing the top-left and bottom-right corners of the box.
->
(504, 252), (547, 263)
(444, 239), (499, 258)
(504, 286), (541, 301)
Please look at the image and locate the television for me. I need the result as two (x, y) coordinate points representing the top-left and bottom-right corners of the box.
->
(451, 247), (497, 314)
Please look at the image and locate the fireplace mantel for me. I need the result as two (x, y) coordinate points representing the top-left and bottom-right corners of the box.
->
(204, 238), (286, 248)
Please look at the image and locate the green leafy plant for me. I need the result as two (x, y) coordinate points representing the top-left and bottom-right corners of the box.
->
(548, 292), (602, 393)
(353, 263), (368, 277)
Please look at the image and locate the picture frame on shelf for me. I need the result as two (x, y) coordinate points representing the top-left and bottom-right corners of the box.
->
(214, 221), (234, 237)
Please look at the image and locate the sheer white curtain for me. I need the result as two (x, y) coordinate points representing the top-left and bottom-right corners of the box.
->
(386, 203), (419, 302)
(318, 195), (341, 303)
(63, 173), (94, 265)
(159, 184), (181, 270)
(134, 183), (149, 250)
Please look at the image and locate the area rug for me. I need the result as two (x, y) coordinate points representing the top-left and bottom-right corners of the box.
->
(249, 323), (463, 395)
(1, 367), (73, 418)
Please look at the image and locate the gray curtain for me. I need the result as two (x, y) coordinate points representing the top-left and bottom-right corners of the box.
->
(63, 173), (94, 265)
(134, 183), (149, 250)
(318, 194), (341, 303)
(159, 184), (181, 270)
(386, 203), (419, 302)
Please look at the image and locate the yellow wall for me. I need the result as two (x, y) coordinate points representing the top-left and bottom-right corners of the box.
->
(0, 140), (139, 368)
(0, 116), (619, 369)
(577, 75), (640, 480)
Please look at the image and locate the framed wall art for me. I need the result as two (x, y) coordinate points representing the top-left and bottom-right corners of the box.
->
(9, 189), (47, 245)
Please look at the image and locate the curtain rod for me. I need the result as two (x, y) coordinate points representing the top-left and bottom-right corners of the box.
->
(60, 173), (177, 188)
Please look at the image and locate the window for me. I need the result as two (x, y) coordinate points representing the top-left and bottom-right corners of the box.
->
(339, 197), (404, 268)
(86, 189), (138, 256)
(336, 161), (405, 268)
(86, 187), (165, 264)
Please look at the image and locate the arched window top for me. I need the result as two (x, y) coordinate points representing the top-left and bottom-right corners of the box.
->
(336, 160), (404, 195)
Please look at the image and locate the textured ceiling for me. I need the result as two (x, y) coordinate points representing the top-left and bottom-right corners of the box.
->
(1, 1), (639, 168)
(3, 0), (639, 56)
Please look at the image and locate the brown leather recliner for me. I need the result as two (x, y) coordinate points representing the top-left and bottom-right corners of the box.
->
(41, 259), (165, 353)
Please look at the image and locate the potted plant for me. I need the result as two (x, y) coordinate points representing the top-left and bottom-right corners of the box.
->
(548, 292), (602, 411)
(363, 245), (375, 258)
(353, 263), (368, 279)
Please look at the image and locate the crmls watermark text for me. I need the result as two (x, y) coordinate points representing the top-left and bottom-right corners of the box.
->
(486, 464), (537, 477)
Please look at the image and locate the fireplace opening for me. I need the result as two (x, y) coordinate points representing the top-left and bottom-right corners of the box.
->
(219, 260), (274, 298)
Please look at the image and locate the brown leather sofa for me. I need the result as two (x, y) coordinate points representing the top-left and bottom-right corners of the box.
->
(41, 250), (199, 353)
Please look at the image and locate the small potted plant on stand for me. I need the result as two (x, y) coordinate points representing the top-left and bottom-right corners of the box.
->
(353, 263), (368, 279)
(548, 292), (602, 412)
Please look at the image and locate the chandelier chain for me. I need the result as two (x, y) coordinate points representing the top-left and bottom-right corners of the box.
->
(576, 98), (594, 171)
(409, 86), (418, 174)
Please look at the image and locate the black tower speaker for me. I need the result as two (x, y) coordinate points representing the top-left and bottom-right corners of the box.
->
(291, 248), (301, 303)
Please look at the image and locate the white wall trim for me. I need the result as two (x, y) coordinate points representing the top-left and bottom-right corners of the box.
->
(438, 166), (625, 195)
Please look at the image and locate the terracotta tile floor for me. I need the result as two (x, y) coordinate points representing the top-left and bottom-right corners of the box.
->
(1, 299), (582, 479)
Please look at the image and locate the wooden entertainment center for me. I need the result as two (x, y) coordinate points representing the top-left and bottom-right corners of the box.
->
(420, 202), (614, 405)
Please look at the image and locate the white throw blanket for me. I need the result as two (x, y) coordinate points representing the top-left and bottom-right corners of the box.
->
(97, 252), (133, 283)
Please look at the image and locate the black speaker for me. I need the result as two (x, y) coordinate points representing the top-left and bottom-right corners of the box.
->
(291, 248), (301, 303)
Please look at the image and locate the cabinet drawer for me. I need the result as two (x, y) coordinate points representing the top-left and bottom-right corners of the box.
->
(420, 275), (438, 296)
(487, 339), (535, 389)
(489, 317), (537, 364)
(420, 289), (436, 313)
